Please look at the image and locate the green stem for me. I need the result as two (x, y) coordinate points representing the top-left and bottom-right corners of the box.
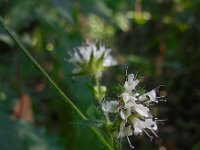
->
(95, 78), (111, 125)
(0, 16), (113, 150)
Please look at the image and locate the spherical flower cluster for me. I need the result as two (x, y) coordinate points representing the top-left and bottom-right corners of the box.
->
(102, 73), (164, 148)
(68, 42), (117, 78)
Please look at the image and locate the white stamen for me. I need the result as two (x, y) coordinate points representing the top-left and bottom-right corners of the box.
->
(127, 136), (134, 149)
(143, 129), (153, 141)
(150, 129), (158, 138)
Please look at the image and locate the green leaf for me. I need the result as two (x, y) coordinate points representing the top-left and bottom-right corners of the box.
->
(86, 104), (101, 119)
(72, 119), (104, 127)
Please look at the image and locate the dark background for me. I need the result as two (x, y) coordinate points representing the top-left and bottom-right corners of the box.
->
(0, 0), (200, 149)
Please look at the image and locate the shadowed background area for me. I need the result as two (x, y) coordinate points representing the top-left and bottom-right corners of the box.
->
(0, 0), (200, 150)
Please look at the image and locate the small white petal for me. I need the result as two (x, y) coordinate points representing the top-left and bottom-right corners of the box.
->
(133, 104), (149, 117)
(124, 74), (139, 93)
(133, 92), (140, 97)
(118, 121), (133, 138)
(118, 121), (126, 138)
(121, 92), (136, 104)
(137, 94), (147, 101)
(124, 125), (133, 136)
(125, 101), (134, 108)
(129, 96), (137, 102)
(145, 119), (158, 131)
(146, 90), (157, 102)
(120, 111), (126, 120)
(122, 92), (129, 103)
(102, 101), (119, 113)
(120, 108), (131, 120)
(131, 117), (145, 135)
(128, 74), (135, 82)
(153, 125), (157, 131)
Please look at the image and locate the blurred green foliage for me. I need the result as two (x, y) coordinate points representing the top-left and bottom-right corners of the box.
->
(1, 0), (200, 149)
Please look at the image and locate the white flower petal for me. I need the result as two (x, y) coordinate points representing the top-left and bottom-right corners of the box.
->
(137, 94), (147, 101)
(125, 101), (134, 108)
(118, 121), (133, 138)
(146, 90), (157, 102)
(124, 74), (139, 93)
(102, 101), (119, 113)
(120, 111), (126, 120)
(131, 117), (145, 135)
(124, 125), (133, 136)
(133, 104), (149, 117)
(120, 108), (131, 120)
(122, 92), (129, 103)
(145, 119), (158, 131)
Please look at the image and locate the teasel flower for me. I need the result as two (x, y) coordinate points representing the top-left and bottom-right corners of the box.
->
(102, 72), (166, 149)
(68, 41), (117, 78)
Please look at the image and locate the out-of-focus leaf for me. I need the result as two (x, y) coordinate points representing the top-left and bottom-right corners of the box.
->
(16, 121), (65, 150)
(0, 115), (25, 150)
(115, 13), (130, 32)
(71, 119), (104, 127)
(86, 104), (101, 119)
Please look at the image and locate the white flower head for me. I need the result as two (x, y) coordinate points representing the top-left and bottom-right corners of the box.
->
(69, 41), (117, 78)
(101, 71), (164, 149)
